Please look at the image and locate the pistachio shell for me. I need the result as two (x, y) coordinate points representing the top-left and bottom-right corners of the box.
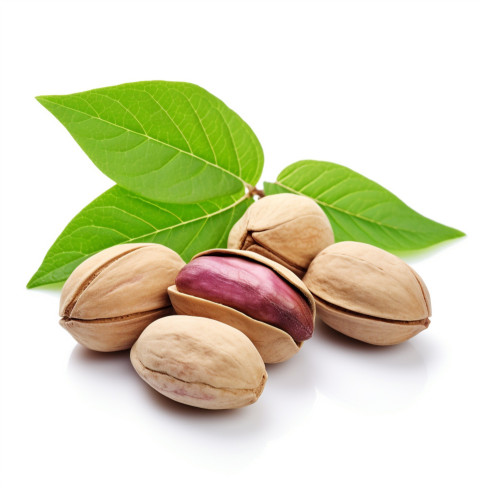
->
(228, 193), (334, 277)
(130, 315), (268, 409)
(168, 287), (300, 363)
(303, 241), (431, 345)
(314, 300), (428, 346)
(168, 248), (316, 363)
(61, 309), (173, 353)
(59, 243), (185, 352)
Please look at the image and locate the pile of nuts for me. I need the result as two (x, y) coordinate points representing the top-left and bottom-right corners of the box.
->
(59, 193), (432, 410)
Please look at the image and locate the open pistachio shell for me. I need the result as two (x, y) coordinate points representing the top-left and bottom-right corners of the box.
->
(303, 241), (431, 345)
(59, 243), (185, 352)
(228, 193), (334, 277)
(168, 248), (316, 363)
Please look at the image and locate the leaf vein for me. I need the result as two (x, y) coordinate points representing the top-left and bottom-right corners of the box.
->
(94, 92), (148, 135)
(179, 218), (209, 255)
(212, 106), (241, 179)
(275, 181), (411, 232)
(40, 98), (246, 187)
(169, 87), (218, 166)
(136, 88), (193, 152)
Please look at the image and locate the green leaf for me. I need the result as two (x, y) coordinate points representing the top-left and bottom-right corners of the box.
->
(36, 81), (263, 203)
(264, 160), (464, 252)
(27, 186), (252, 288)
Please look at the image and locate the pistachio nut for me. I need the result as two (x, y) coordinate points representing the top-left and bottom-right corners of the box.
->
(130, 315), (268, 409)
(228, 193), (334, 277)
(59, 243), (185, 352)
(168, 249), (316, 363)
(303, 241), (432, 345)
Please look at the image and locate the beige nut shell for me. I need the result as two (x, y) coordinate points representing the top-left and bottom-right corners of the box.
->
(168, 248), (316, 363)
(303, 241), (431, 345)
(59, 243), (185, 352)
(228, 193), (334, 277)
(130, 315), (268, 409)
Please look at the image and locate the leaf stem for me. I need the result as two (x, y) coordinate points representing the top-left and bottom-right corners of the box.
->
(246, 184), (265, 199)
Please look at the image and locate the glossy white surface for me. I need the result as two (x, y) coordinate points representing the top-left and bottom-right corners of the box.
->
(1, 1), (479, 487)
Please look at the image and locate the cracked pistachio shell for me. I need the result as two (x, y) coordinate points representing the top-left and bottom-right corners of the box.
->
(130, 315), (268, 410)
(303, 241), (432, 345)
(59, 243), (185, 352)
(168, 248), (316, 364)
(228, 193), (334, 277)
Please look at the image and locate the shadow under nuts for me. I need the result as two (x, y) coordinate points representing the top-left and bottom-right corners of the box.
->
(303, 241), (431, 346)
(59, 243), (185, 352)
(130, 315), (268, 409)
(228, 193), (334, 277)
(168, 249), (316, 363)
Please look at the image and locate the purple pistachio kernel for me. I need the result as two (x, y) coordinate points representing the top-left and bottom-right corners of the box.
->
(175, 255), (313, 342)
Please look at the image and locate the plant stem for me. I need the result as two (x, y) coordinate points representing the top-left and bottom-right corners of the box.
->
(246, 185), (265, 199)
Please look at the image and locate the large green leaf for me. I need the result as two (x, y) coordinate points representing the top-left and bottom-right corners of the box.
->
(36, 81), (263, 203)
(264, 160), (464, 251)
(27, 187), (252, 288)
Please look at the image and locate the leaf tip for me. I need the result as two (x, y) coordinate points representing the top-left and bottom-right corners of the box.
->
(26, 277), (37, 289)
(26, 270), (45, 289)
(443, 225), (466, 240)
(35, 95), (49, 106)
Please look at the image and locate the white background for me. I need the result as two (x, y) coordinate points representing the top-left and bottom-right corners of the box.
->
(1, 0), (479, 486)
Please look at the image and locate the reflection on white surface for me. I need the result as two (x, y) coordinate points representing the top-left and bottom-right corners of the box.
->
(312, 319), (429, 413)
(65, 315), (432, 476)
(67, 316), (432, 421)
(67, 343), (317, 473)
